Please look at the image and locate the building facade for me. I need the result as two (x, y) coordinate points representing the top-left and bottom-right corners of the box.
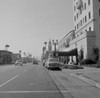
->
(73, 0), (100, 59)
(0, 50), (13, 64)
(12, 53), (21, 63)
(58, 0), (100, 63)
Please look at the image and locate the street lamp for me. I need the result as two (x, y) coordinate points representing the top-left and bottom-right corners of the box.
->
(52, 39), (58, 52)
(42, 47), (46, 59)
(19, 50), (22, 60)
(52, 39), (58, 57)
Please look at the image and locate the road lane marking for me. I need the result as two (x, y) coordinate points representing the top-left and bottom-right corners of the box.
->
(0, 90), (71, 93)
(0, 74), (19, 88)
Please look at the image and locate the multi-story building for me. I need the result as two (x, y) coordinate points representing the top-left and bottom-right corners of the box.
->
(73, 0), (100, 59)
(0, 50), (13, 64)
(12, 53), (21, 63)
(58, 0), (100, 63)
(58, 30), (77, 63)
(58, 30), (75, 52)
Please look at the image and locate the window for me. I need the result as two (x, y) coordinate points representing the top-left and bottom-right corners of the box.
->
(79, 21), (81, 28)
(88, 0), (90, 5)
(83, 18), (84, 23)
(74, 16), (76, 21)
(84, 3), (86, 10)
(89, 27), (91, 31)
(80, 10), (82, 15)
(76, 2), (78, 6)
(77, 24), (79, 29)
(85, 16), (87, 22)
(88, 12), (91, 19)
(81, 20), (82, 26)
(77, 13), (78, 18)
(74, 6), (76, 11)
(75, 26), (76, 31)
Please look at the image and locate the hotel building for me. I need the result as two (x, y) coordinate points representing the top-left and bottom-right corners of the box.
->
(58, 0), (100, 63)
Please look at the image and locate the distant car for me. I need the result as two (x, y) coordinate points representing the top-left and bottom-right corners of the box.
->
(33, 60), (38, 65)
(15, 60), (23, 66)
(22, 61), (27, 64)
(45, 58), (61, 70)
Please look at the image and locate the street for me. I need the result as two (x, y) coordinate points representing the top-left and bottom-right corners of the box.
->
(0, 63), (100, 98)
(0, 63), (64, 98)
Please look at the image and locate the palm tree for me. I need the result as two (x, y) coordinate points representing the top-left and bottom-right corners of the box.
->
(23, 52), (26, 57)
(5, 44), (10, 51)
(19, 50), (22, 60)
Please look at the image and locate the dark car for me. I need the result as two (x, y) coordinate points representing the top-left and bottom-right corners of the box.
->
(33, 60), (38, 65)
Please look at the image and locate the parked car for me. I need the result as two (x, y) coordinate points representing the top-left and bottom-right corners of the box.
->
(45, 58), (61, 70)
(33, 60), (38, 65)
(15, 60), (23, 66)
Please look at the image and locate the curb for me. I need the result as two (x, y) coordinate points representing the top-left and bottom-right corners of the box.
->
(48, 70), (74, 98)
(70, 73), (100, 89)
(62, 69), (100, 89)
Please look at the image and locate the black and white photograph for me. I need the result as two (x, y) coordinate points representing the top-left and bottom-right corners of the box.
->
(0, 0), (100, 98)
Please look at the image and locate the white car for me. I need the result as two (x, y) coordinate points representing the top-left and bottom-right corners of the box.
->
(45, 58), (61, 70)
(15, 60), (23, 66)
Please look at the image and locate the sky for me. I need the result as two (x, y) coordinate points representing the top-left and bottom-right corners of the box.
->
(0, 0), (73, 58)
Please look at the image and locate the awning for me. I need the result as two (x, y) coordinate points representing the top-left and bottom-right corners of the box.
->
(54, 48), (78, 56)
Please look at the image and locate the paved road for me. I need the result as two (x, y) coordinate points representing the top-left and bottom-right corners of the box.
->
(0, 64), (100, 98)
(0, 63), (64, 98)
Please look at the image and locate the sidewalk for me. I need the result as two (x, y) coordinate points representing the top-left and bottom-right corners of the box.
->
(62, 66), (100, 88)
